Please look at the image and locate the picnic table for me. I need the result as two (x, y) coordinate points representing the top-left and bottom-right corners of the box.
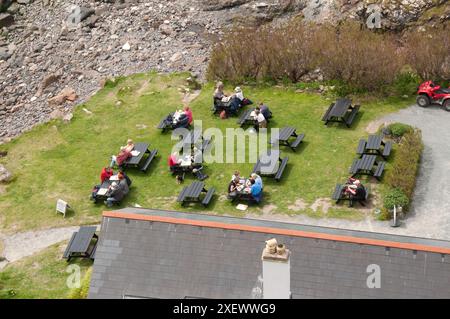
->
(331, 184), (370, 207)
(177, 181), (215, 207)
(237, 109), (254, 127)
(122, 142), (158, 172)
(230, 179), (261, 204)
(270, 126), (305, 151)
(157, 112), (175, 132)
(322, 98), (360, 127)
(356, 135), (392, 159)
(63, 226), (98, 261)
(252, 149), (289, 182)
(349, 154), (386, 180)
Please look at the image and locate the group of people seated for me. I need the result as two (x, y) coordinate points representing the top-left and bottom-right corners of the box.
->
(163, 106), (193, 129)
(214, 82), (252, 115)
(110, 139), (135, 168)
(343, 177), (367, 206)
(168, 145), (206, 183)
(227, 171), (263, 203)
(91, 167), (132, 206)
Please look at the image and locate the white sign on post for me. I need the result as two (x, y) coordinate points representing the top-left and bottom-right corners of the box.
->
(56, 199), (70, 218)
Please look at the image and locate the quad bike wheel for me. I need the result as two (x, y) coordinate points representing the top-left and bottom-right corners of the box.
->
(444, 99), (450, 112)
(416, 94), (430, 107)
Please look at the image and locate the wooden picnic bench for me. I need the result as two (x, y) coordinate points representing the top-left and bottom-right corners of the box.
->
(322, 98), (360, 127)
(332, 184), (370, 207)
(356, 135), (392, 160)
(237, 109), (253, 127)
(350, 154), (385, 180)
(157, 112), (175, 132)
(177, 181), (215, 207)
(63, 226), (98, 262)
(122, 142), (158, 173)
(271, 127), (305, 151)
(253, 150), (289, 182)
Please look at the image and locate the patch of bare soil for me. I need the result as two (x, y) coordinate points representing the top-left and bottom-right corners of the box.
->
(182, 89), (202, 104)
(287, 198), (308, 212)
(310, 198), (332, 213)
(366, 119), (393, 134)
(262, 204), (278, 214)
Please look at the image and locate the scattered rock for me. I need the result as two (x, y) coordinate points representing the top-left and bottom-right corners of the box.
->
(122, 42), (131, 51)
(0, 164), (12, 183)
(47, 87), (77, 106)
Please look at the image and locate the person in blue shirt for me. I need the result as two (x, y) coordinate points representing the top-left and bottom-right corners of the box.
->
(250, 173), (263, 190)
(249, 179), (262, 203)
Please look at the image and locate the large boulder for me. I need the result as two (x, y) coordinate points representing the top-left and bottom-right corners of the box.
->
(0, 12), (13, 27)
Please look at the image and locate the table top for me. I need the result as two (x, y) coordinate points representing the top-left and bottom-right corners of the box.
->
(357, 154), (377, 171)
(186, 181), (205, 198)
(179, 155), (192, 167)
(366, 135), (383, 150)
(70, 226), (97, 253)
(330, 98), (352, 118)
(259, 149), (280, 175)
(279, 127), (296, 141)
(125, 142), (149, 165)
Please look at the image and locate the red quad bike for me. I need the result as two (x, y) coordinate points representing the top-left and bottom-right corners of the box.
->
(416, 81), (450, 111)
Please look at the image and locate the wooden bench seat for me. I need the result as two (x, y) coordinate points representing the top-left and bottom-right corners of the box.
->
(275, 157), (289, 181)
(345, 104), (360, 127)
(177, 186), (188, 203)
(382, 141), (392, 158)
(290, 133), (305, 151)
(332, 184), (345, 203)
(322, 103), (334, 122)
(63, 232), (77, 259)
(373, 161), (386, 180)
(356, 139), (366, 155)
(237, 109), (252, 127)
(140, 149), (158, 172)
(202, 187), (215, 207)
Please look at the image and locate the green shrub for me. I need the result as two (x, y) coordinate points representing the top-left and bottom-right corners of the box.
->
(68, 268), (92, 299)
(386, 123), (413, 137)
(390, 72), (422, 96)
(377, 207), (392, 221)
(385, 129), (423, 211)
(383, 188), (409, 210)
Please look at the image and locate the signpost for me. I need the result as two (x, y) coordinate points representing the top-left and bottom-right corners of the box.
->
(56, 199), (71, 218)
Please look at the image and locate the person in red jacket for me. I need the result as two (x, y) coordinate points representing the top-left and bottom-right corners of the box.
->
(184, 106), (193, 125)
(100, 167), (114, 183)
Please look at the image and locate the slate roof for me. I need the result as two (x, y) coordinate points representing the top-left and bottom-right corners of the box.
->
(89, 208), (450, 299)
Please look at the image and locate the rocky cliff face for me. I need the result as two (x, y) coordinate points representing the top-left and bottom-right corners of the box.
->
(0, 0), (448, 142)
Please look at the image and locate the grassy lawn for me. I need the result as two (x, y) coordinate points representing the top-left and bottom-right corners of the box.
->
(0, 242), (92, 299)
(0, 72), (413, 233)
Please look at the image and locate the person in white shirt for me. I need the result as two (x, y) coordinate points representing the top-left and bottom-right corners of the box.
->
(234, 87), (244, 101)
(251, 107), (267, 129)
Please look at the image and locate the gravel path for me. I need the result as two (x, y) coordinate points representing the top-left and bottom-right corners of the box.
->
(0, 225), (99, 270)
(251, 104), (450, 241)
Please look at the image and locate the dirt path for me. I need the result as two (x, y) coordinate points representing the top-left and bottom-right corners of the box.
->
(0, 225), (99, 270)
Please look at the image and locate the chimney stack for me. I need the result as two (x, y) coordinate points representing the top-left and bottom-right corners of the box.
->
(262, 238), (291, 299)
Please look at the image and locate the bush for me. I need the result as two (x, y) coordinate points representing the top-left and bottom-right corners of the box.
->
(385, 123), (413, 137)
(68, 268), (92, 299)
(385, 129), (423, 208)
(404, 28), (450, 82)
(207, 22), (450, 93)
(383, 188), (409, 210)
(390, 72), (422, 96)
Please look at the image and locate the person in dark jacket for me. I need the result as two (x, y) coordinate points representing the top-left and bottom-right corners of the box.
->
(105, 175), (129, 207)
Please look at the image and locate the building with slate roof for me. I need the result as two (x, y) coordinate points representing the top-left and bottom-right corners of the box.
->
(88, 208), (450, 299)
